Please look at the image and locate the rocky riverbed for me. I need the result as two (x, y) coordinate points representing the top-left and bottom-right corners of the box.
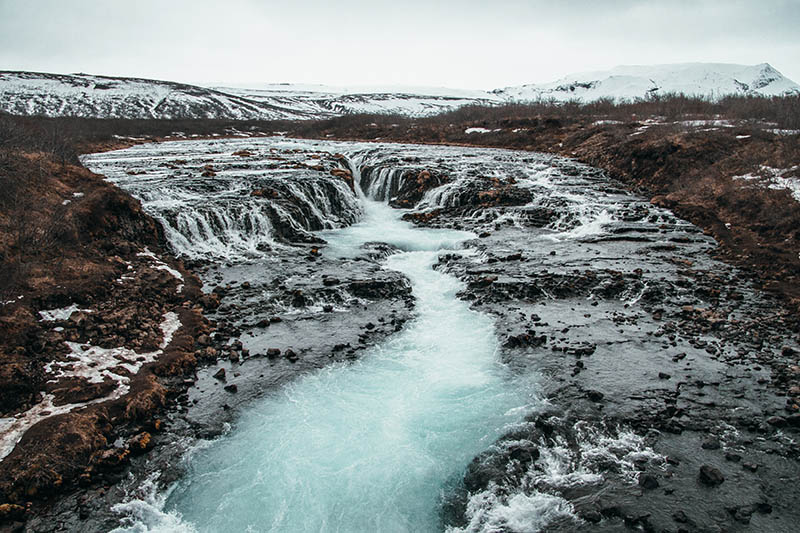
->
(5, 136), (799, 532)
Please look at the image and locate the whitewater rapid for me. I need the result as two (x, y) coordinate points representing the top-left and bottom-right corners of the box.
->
(112, 199), (534, 532)
(79, 137), (667, 532)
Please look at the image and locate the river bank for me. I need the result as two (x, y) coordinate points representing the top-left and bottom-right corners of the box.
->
(1, 120), (799, 531)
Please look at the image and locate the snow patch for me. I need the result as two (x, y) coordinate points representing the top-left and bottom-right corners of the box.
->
(39, 304), (92, 321)
(137, 248), (184, 292)
(465, 127), (500, 134)
(733, 165), (800, 201)
(0, 312), (180, 462)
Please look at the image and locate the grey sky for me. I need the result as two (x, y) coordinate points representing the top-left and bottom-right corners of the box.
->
(0, 0), (797, 89)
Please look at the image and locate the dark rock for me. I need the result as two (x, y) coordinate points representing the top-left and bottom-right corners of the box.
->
(212, 368), (226, 381)
(128, 432), (153, 455)
(786, 413), (800, 427)
(698, 464), (724, 486)
(638, 473), (659, 490)
(266, 348), (281, 358)
(587, 390), (605, 402)
(766, 415), (786, 427)
(757, 502), (773, 514)
(580, 510), (602, 524)
(223, 384), (238, 393)
(701, 436), (721, 450)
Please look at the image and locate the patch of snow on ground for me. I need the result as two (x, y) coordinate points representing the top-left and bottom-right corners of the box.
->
(137, 248), (184, 292)
(0, 312), (180, 462)
(733, 165), (800, 201)
(465, 128), (500, 134)
(680, 119), (736, 128)
(39, 304), (92, 321)
(769, 129), (800, 136)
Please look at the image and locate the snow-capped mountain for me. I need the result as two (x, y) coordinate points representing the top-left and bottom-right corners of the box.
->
(0, 71), (313, 120)
(493, 63), (799, 102)
(211, 84), (499, 118)
(0, 63), (797, 121)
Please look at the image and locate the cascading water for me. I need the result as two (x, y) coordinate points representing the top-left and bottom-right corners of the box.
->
(83, 141), (363, 261)
(105, 159), (535, 532)
(146, 202), (533, 532)
(80, 137), (669, 533)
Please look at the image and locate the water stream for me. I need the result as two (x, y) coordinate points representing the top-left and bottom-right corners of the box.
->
(115, 197), (534, 532)
(181, 204), (526, 531)
(81, 137), (691, 532)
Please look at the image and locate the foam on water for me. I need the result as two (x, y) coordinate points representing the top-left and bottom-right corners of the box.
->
(113, 194), (535, 532)
(320, 199), (475, 258)
(86, 137), (670, 532)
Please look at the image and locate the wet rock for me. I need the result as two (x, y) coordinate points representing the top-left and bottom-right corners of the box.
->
(638, 473), (659, 490)
(128, 432), (153, 455)
(725, 452), (742, 462)
(728, 504), (756, 524)
(586, 390), (605, 402)
(786, 413), (800, 427)
(698, 464), (724, 486)
(223, 384), (238, 393)
(701, 436), (721, 450)
(0, 503), (26, 522)
(672, 510), (691, 524)
(285, 349), (299, 362)
(766, 415), (786, 427)
(202, 346), (220, 359)
(508, 445), (539, 464)
(579, 510), (602, 523)
(266, 348), (281, 358)
(212, 368), (226, 381)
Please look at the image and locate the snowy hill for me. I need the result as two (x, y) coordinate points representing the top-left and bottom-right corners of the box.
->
(493, 63), (800, 102)
(0, 71), (312, 120)
(0, 63), (797, 120)
(212, 84), (499, 118)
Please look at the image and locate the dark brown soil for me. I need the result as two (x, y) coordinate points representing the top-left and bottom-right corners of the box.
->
(0, 125), (215, 522)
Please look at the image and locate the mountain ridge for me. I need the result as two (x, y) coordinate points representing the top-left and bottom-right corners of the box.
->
(1, 63), (797, 120)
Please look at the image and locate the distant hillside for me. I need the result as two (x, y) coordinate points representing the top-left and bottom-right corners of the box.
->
(493, 63), (800, 102)
(0, 63), (797, 120)
(0, 71), (311, 120)
(211, 84), (499, 118)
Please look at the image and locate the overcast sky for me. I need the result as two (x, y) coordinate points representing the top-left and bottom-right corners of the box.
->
(0, 0), (797, 89)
